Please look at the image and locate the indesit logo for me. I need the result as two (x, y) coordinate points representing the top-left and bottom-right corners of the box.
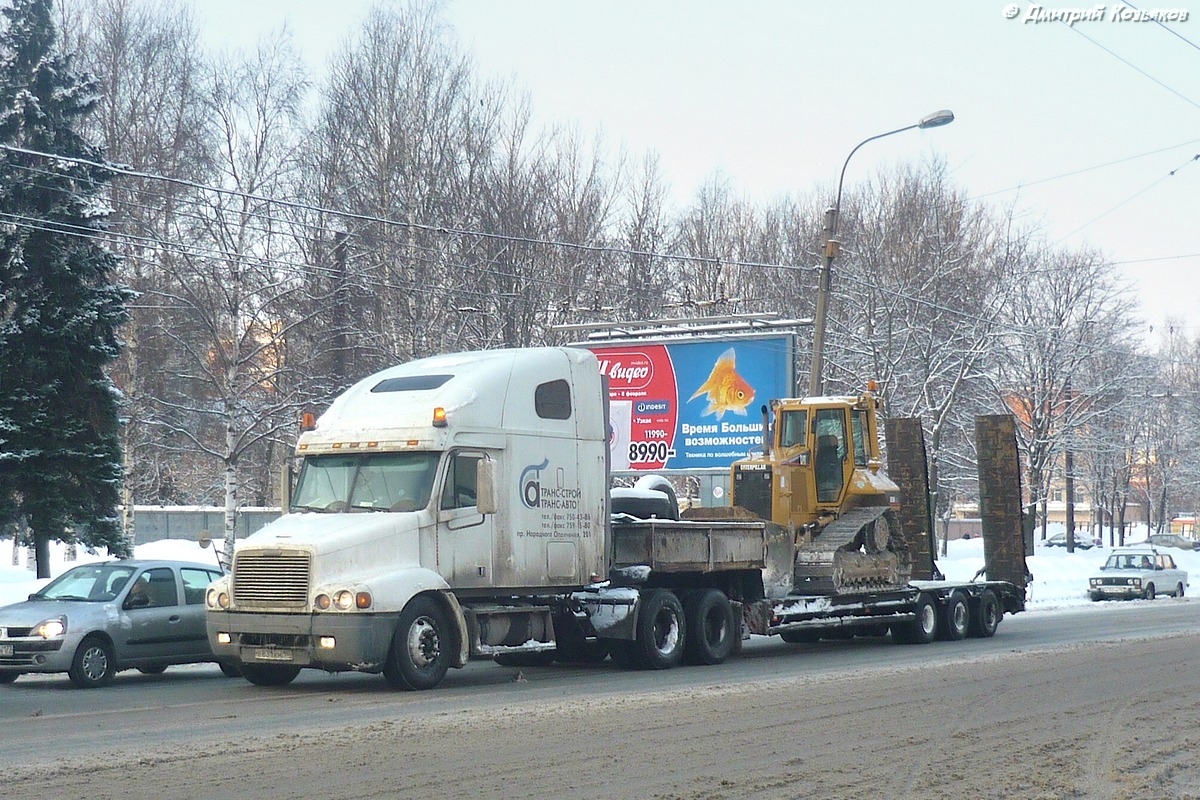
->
(520, 458), (550, 508)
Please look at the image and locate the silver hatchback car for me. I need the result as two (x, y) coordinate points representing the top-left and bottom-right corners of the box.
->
(0, 559), (233, 688)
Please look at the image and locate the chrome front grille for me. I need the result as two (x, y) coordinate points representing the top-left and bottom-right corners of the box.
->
(232, 549), (312, 610)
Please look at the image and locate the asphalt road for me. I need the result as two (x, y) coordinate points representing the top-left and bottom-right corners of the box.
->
(3, 599), (1199, 799)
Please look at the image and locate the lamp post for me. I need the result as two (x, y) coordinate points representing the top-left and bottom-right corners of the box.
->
(807, 109), (955, 397)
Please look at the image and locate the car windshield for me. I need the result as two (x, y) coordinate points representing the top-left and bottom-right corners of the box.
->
(33, 563), (138, 602)
(291, 452), (440, 513)
(1104, 554), (1153, 570)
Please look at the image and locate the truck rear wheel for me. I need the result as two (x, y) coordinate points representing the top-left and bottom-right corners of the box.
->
(385, 596), (451, 690)
(892, 593), (937, 645)
(938, 590), (969, 641)
(630, 589), (686, 670)
(968, 589), (1000, 638)
(683, 589), (735, 665)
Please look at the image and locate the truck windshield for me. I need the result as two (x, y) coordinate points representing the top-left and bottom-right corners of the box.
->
(292, 453), (440, 513)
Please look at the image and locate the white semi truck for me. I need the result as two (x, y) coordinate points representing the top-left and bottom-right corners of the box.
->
(205, 347), (1025, 689)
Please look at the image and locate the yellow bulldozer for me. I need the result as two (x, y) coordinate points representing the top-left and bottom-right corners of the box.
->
(727, 383), (915, 595)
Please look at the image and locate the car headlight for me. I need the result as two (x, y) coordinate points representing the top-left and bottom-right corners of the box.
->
(1131, 579), (1140, 587)
(32, 616), (67, 638)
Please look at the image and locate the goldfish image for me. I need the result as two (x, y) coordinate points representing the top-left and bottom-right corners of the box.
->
(688, 348), (755, 419)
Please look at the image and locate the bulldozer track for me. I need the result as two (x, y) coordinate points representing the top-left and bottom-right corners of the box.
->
(793, 507), (912, 595)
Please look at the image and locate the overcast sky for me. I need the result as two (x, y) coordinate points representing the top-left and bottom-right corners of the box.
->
(187, 0), (1200, 340)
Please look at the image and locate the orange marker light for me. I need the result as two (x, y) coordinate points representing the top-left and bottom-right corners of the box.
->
(866, 380), (879, 392)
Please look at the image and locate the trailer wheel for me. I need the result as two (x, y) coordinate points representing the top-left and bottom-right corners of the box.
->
(240, 663), (300, 686)
(968, 589), (1000, 638)
(682, 589), (735, 665)
(384, 595), (452, 690)
(892, 593), (937, 645)
(630, 589), (686, 670)
(938, 591), (969, 641)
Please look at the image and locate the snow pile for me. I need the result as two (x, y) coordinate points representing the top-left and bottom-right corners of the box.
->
(2, 524), (1196, 610)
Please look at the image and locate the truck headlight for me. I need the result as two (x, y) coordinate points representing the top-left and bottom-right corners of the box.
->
(206, 587), (230, 609)
(333, 590), (355, 611)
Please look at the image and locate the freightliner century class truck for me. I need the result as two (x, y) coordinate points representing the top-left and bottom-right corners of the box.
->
(205, 347), (1026, 689)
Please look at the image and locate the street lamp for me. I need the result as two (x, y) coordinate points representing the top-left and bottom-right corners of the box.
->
(807, 109), (955, 396)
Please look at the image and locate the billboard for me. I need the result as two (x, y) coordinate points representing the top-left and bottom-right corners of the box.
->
(587, 335), (795, 471)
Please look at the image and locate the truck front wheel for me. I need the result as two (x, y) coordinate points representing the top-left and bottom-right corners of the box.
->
(385, 596), (451, 690)
(240, 664), (300, 686)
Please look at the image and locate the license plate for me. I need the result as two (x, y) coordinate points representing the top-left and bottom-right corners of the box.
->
(254, 648), (293, 662)
(0, 644), (12, 657)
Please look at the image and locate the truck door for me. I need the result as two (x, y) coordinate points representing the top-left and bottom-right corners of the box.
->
(437, 450), (495, 587)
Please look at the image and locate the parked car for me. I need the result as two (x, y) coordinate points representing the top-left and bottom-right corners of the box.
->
(0, 559), (238, 688)
(1045, 530), (1102, 549)
(1088, 547), (1188, 601)
(1143, 534), (1200, 552)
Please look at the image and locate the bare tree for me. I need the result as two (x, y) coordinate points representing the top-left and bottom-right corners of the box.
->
(147, 35), (315, 557)
(64, 0), (210, 546)
(991, 246), (1139, 548)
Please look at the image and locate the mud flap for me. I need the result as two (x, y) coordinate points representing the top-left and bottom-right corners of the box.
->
(884, 418), (941, 581)
(975, 415), (1030, 595)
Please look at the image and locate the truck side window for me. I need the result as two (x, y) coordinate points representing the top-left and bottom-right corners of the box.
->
(441, 453), (482, 510)
(535, 380), (571, 420)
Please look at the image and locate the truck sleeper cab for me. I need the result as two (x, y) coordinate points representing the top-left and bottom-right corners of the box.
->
(206, 347), (608, 688)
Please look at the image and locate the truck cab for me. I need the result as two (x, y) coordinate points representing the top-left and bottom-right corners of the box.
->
(206, 347), (610, 688)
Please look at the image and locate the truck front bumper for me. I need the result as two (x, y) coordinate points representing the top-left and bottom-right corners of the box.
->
(208, 611), (400, 673)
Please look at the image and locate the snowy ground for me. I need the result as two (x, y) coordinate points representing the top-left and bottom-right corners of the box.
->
(1, 523), (1194, 610)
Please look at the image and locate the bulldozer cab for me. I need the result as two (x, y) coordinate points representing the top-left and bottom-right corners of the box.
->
(732, 390), (892, 528)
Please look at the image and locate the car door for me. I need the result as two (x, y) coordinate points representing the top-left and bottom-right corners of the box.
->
(179, 567), (223, 658)
(119, 566), (184, 663)
(1157, 554), (1185, 595)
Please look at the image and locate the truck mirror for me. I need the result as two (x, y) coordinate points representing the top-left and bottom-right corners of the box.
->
(476, 458), (497, 515)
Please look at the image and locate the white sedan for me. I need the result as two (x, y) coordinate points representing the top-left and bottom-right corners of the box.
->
(1088, 547), (1188, 601)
